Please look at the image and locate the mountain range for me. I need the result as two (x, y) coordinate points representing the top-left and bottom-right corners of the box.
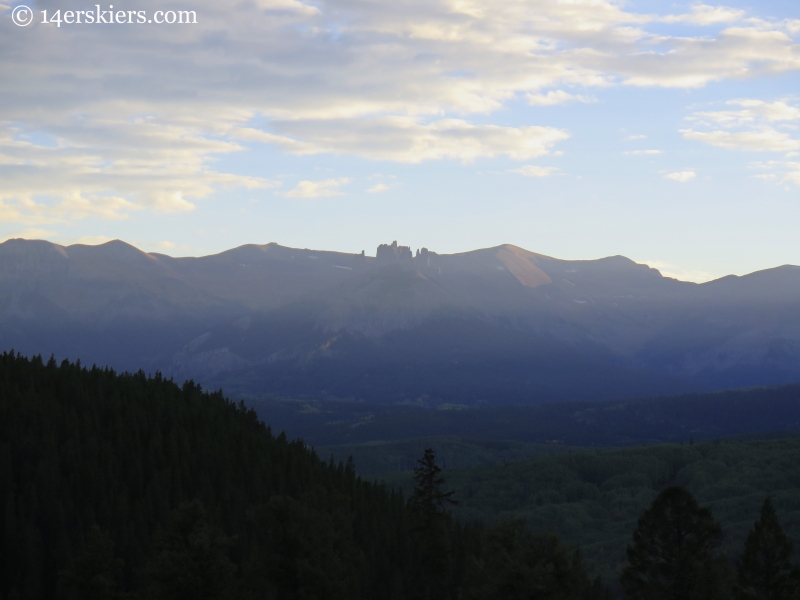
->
(2, 237), (799, 405)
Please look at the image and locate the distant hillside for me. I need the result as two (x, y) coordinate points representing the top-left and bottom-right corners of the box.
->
(2, 238), (800, 404)
(251, 381), (800, 452)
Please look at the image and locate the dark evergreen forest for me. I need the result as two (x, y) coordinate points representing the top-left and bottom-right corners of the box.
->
(0, 351), (608, 600)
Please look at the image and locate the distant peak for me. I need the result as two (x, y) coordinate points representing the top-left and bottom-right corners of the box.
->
(0, 238), (69, 259)
(77, 239), (151, 256)
(96, 239), (138, 249)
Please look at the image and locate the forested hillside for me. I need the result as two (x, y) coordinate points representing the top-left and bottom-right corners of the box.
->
(378, 437), (800, 586)
(0, 351), (607, 600)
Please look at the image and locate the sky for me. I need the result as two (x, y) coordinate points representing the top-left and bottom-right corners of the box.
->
(1, 0), (799, 281)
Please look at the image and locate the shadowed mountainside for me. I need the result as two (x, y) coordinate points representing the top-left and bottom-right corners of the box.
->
(2, 238), (800, 404)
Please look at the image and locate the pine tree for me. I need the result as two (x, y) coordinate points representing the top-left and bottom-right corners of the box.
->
(408, 448), (457, 600)
(621, 486), (728, 600)
(737, 497), (799, 600)
(408, 449), (457, 523)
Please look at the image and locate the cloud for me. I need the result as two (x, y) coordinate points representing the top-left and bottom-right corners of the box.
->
(366, 183), (390, 193)
(661, 5), (745, 26)
(615, 26), (800, 88)
(626, 135), (647, 141)
(509, 165), (559, 177)
(664, 171), (696, 182)
(243, 118), (570, 163)
(682, 99), (800, 159)
(681, 128), (800, 152)
(786, 164), (800, 185)
(526, 91), (597, 106)
(151, 241), (177, 250)
(1, 0), (800, 226)
(0, 120), (280, 224)
(623, 149), (663, 155)
(750, 160), (800, 187)
(688, 100), (800, 127)
(56, 192), (144, 220)
(282, 178), (351, 198)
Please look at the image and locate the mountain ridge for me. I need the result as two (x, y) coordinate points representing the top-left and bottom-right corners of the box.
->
(5, 236), (796, 288)
(2, 237), (799, 405)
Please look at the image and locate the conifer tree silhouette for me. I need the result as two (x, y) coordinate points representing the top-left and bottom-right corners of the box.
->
(737, 497), (799, 600)
(621, 486), (728, 600)
(408, 448), (457, 600)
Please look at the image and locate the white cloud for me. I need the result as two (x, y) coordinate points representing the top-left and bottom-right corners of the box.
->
(56, 192), (144, 220)
(681, 128), (800, 152)
(282, 178), (352, 198)
(152, 240), (177, 250)
(509, 165), (559, 177)
(0, 120), (280, 224)
(786, 164), (800, 185)
(626, 135), (647, 141)
(664, 171), (697, 182)
(682, 99), (800, 155)
(728, 99), (800, 122)
(688, 100), (800, 127)
(617, 26), (800, 88)
(661, 5), (745, 26)
(1, 0), (800, 227)
(750, 160), (800, 187)
(366, 183), (390, 193)
(242, 118), (570, 163)
(623, 149), (663, 155)
(526, 91), (597, 106)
